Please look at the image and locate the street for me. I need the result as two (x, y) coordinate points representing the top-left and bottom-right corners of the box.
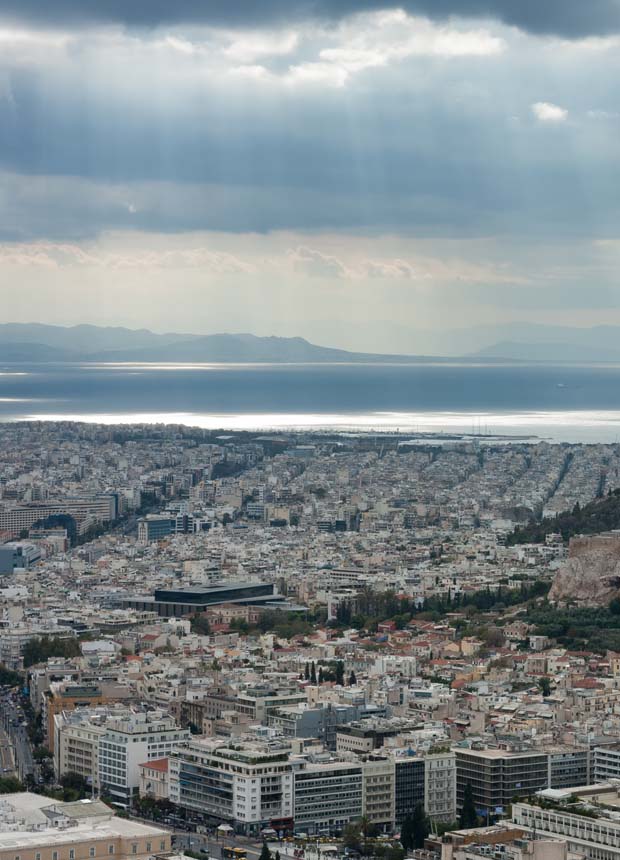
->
(0, 726), (15, 776)
(170, 830), (270, 860)
(0, 691), (36, 783)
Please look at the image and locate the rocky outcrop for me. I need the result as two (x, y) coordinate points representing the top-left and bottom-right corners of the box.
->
(549, 532), (620, 607)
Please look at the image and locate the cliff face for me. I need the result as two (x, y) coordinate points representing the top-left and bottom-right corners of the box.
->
(549, 533), (620, 607)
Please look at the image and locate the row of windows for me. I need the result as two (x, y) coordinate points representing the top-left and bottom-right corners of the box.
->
(16, 842), (163, 860)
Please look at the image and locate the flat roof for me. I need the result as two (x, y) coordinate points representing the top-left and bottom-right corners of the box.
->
(156, 583), (269, 596)
(0, 813), (168, 851)
(457, 748), (546, 760)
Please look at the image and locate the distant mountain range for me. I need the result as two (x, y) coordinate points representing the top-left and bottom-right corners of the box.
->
(1, 322), (620, 363)
(426, 322), (620, 362)
(0, 323), (409, 363)
(347, 321), (620, 361)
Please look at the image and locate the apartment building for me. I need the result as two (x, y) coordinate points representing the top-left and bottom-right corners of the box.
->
(169, 739), (294, 835)
(178, 688), (306, 726)
(54, 707), (188, 803)
(54, 711), (105, 787)
(293, 759), (363, 835)
(98, 711), (189, 805)
(46, 682), (134, 752)
(425, 750), (457, 822)
(362, 757), (396, 832)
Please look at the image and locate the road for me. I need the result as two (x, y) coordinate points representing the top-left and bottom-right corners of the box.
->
(171, 833), (267, 860)
(0, 691), (36, 782)
(0, 726), (15, 776)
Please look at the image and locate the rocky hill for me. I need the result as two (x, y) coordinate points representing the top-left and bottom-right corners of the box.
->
(549, 532), (620, 607)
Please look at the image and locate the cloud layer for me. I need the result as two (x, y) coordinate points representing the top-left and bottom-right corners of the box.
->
(0, 3), (619, 343)
(1, 0), (619, 38)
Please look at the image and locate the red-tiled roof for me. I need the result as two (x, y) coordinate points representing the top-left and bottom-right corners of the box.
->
(139, 758), (169, 772)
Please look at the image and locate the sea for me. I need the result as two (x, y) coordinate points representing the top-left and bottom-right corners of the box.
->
(3, 361), (620, 443)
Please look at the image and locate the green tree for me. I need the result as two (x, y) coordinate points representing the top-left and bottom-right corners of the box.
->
(33, 746), (52, 761)
(22, 636), (81, 668)
(342, 822), (362, 851)
(459, 783), (478, 829)
(0, 777), (24, 794)
(190, 614), (211, 635)
(359, 816), (378, 838)
(260, 843), (271, 860)
(400, 814), (414, 851)
(411, 804), (430, 849)
(539, 676), (552, 697)
(335, 660), (345, 686)
(60, 772), (90, 801)
(0, 664), (22, 687)
(310, 661), (316, 684)
(349, 670), (357, 686)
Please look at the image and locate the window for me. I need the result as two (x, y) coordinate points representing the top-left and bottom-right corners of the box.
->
(70, 851), (75, 860)
(109, 846), (115, 855)
(146, 844), (151, 853)
(36, 854), (41, 860)
(90, 849), (96, 857)
(160, 842), (166, 851)
(53, 853), (59, 860)
(132, 845), (138, 855)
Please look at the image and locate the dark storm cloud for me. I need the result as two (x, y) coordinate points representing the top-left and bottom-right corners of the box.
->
(0, 0), (619, 38)
(1, 40), (619, 242)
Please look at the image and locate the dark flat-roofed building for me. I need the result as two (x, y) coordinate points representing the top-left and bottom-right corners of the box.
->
(122, 582), (282, 617)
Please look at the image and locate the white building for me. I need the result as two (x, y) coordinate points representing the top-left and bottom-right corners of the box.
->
(425, 750), (457, 822)
(169, 739), (294, 835)
(54, 707), (188, 805)
(513, 799), (620, 860)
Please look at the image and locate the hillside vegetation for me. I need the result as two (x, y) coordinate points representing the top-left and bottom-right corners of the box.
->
(507, 489), (620, 545)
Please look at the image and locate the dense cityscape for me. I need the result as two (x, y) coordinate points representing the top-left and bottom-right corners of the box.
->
(0, 422), (619, 860)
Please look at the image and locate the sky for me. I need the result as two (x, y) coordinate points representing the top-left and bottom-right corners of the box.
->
(0, 0), (619, 353)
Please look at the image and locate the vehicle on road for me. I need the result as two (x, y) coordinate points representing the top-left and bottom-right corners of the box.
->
(223, 848), (247, 860)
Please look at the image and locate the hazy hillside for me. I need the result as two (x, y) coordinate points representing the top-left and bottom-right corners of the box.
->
(0, 323), (430, 363)
(94, 334), (366, 362)
(474, 341), (620, 362)
(3, 322), (620, 364)
(0, 323), (198, 353)
(0, 342), (79, 361)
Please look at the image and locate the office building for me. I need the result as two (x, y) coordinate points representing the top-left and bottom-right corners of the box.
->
(0, 541), (41, 573)
(293, 759), (363, 835)
(456, 749), (549, 816)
